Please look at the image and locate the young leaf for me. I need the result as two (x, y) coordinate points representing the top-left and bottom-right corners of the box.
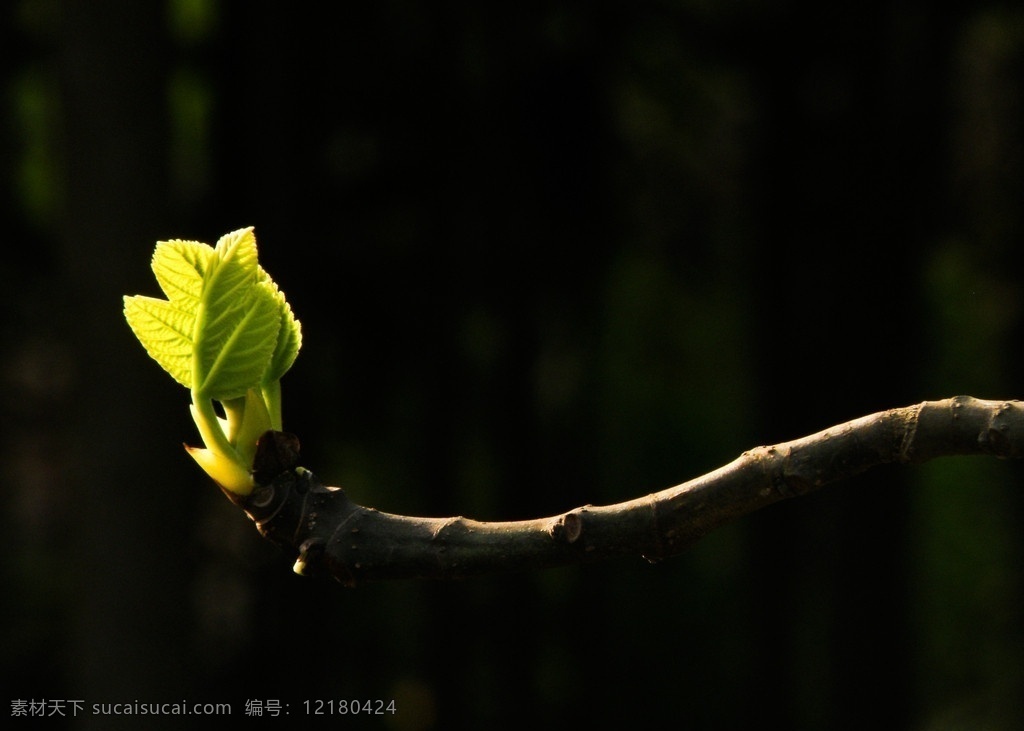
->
(194, 281), (281, 401)
(151, 239), (214, 309)
(260, 268), (303, 386)
(188, 228), (277, 400)
(123, 294), (196, 389)
(202, 228), (260, 320)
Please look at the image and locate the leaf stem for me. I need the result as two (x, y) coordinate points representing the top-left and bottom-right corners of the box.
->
(190, 391), (238, 462)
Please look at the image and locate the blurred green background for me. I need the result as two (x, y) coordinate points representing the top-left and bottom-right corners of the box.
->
(2, 1), (1023, 728)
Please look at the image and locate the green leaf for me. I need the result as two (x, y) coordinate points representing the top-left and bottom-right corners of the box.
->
(203, 227), (260, 318)
(124, 239), (217, 389)
(260, 267), (303, 385)
(194, 281), (281, 400)
(151, 239), (214, 308)
(123, 294), (195, 388)
(187, 228), (273, 400)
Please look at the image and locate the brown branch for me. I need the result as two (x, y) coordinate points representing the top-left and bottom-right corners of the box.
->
(235, 396), (1024, 587)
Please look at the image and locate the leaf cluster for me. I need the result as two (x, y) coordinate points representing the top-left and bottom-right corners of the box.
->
(124, 227), (300, 401)
(124, 227), (301, 494)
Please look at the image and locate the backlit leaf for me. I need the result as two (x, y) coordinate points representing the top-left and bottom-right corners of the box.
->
(123, 294), (195, 388)
(260, 267), (303, 385)
(152, 239), (214, 309)
(195, 281), (281, 400)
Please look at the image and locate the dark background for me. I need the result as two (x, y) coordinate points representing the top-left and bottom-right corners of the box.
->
(3, 1), (1023, 729)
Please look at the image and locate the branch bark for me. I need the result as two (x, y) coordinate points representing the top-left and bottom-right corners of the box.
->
(233, 396), (1024, 587)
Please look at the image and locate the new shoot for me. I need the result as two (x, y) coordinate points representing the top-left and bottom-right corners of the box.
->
(123, 227), (302, 496)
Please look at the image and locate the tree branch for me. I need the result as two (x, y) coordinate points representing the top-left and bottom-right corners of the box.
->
(234, 396), (1024, 587)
